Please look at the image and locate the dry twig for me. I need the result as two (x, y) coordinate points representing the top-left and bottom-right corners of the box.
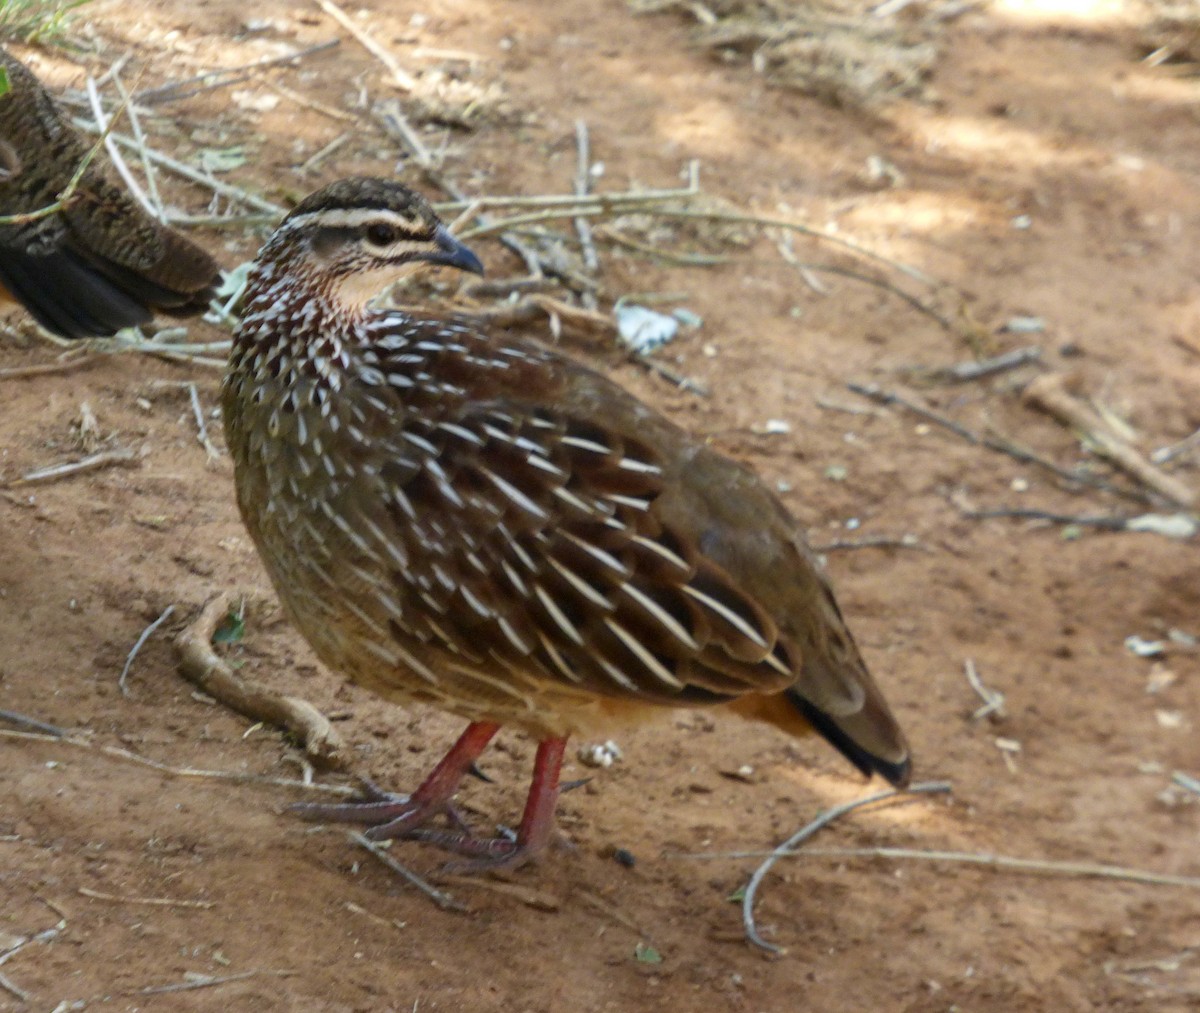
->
(136, 40), (340, 104)
(175, 592), (347, 768)
(78, 886), (214, 909)
(0, 727), (356, 796)
(0, 709), (68, 736)
(573, 119), (600, 308)
(849, 382), (1152, 505)
(70, 118), (286, 216)
(137, 969), (294, 995)
(377, 98), (434, 169)
(188, 383), (221, 461)
(783, 846), (1200, 889)
(1023, 373), (1197, 509)
(119, 604), (176, 697)
(963, 658), (1006, 720)
(84, 72), (157, 221)
(0, 351), (95, 379)
(315, 0), (417, 90)
(927, 345), (1043, 384)
(672, 781), (951, 953)
(348, 832), (467, 912)
(1173, 771), (1200, 797)
(958, 506), (1132, 531)
(8, 447), (138, 487)
(438, 874), (561, 911)
(810, 534), (923, 552)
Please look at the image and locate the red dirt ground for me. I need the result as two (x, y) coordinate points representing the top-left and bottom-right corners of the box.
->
(2, 1), (1199, 1010)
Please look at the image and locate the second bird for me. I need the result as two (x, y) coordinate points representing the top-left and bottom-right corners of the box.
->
(223, 177), (912, 870)
(0, 47), (219, 339)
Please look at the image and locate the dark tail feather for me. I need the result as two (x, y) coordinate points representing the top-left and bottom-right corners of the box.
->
(0, 245), (152, 338)
(785, 688), (912, 788)
(0, 239), (217, 339)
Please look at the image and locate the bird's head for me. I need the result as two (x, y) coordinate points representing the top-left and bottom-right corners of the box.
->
(264, 177), (484, 308)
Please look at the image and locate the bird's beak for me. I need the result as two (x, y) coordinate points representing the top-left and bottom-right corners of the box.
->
(424, 225), (485, 276)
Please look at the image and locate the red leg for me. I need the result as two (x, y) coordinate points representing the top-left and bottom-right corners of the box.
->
(292, 721), (500, 839)
(405, 736), (568, 870)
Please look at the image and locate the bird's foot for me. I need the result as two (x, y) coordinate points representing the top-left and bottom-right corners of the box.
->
(290, 779), (471, 840)
(404, 826), (543, 873)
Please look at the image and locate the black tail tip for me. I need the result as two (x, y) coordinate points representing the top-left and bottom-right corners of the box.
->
(787, 690), (911, 789)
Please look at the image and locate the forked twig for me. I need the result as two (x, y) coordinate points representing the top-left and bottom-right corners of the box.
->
(1023, 373), (1197, 509)
(69, 118), (286, 216)
(84, 70), (160, 221)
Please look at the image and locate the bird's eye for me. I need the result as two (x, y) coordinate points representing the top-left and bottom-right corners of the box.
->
(365, 223), (398, 246)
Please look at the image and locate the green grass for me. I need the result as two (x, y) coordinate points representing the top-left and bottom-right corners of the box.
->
(0, 0), (92, 45)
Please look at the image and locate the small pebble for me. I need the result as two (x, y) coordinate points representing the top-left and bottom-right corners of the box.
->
(613, 848), (636, 868)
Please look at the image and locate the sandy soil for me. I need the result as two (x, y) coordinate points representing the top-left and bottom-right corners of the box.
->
(2, 0), (1199, 1010)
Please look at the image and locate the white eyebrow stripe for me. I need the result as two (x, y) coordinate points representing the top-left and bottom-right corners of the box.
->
(289, 207), (427, 232)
